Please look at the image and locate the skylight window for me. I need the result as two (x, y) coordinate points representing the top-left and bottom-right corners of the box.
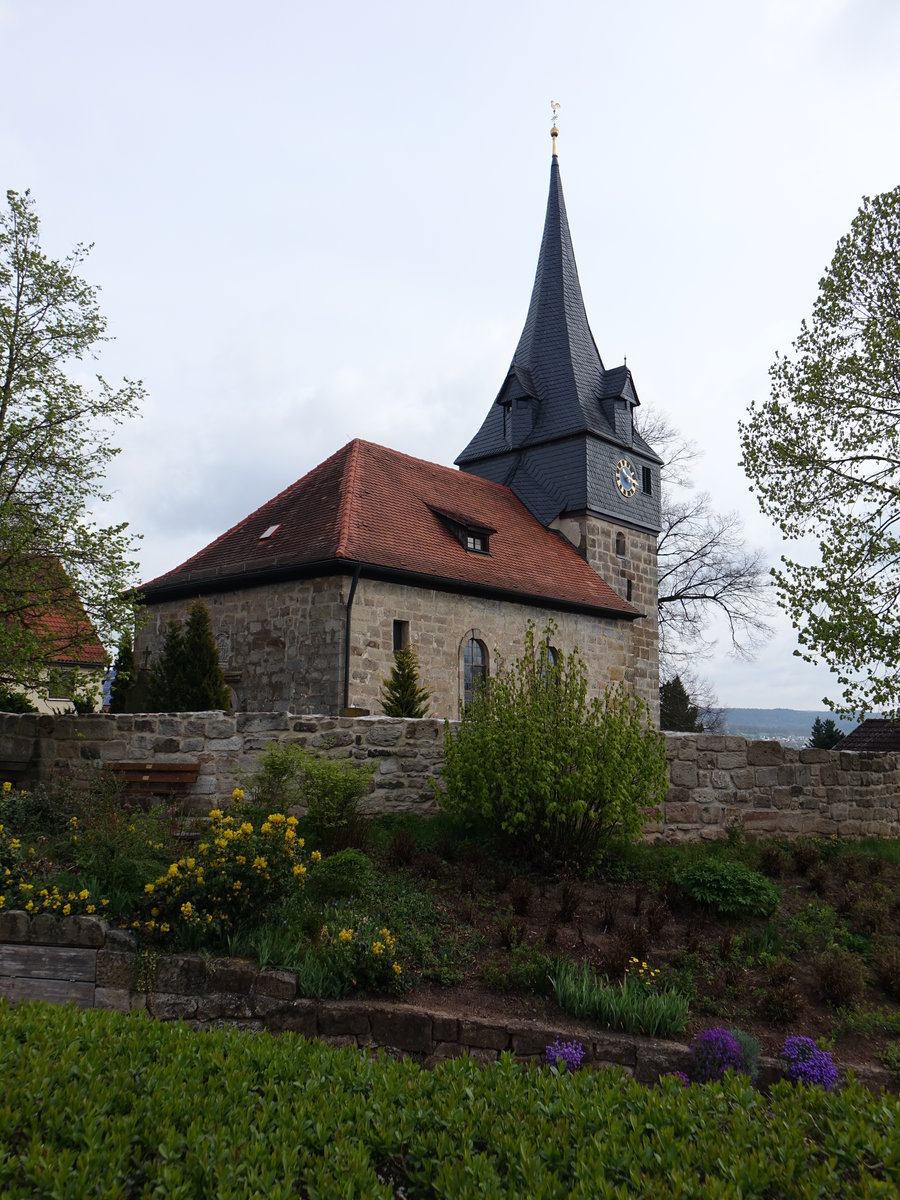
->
(259, 524), (281, 540)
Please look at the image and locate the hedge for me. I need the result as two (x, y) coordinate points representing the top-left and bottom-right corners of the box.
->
(0, 1000), (897, 1197)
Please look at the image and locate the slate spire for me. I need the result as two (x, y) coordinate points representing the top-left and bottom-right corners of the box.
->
(457, 129), (661, 533)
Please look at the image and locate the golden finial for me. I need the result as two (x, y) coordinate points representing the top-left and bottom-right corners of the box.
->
(550, 100), (560, 156)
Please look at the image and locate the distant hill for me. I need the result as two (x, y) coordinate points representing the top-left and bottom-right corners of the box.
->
(719, 708), (856, 748)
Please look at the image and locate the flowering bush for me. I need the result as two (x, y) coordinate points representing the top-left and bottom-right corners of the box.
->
(312, 921), (406, 995)
(688, 1028), (758, 1084)
(545, 1038), (584, 1073)
(139, 808), (320, 944)
(625, 957), (661, 993)
(780, 1035), (839, 1091)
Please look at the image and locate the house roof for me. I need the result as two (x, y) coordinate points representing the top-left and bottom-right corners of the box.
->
(456, 152), (662, 469)
(141, 439), (639, 618)
(838, 719), (900, 752)
(10, 558), (108, 668)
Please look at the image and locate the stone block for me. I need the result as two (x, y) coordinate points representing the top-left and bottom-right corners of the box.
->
(669, 760), (698, 788)
(458, 1019), (509, 1051)
(431, 1013), (459, 1043)
(67, 917), (106, 948)
(633, 1039), (691, 1084)
(148, 992), (198, 1020)
(94, 987), (133, 1013)
(154, 954), (207, 994)
(196, 993), (253, 1021)
(370, 1007), (433, 1055)
(96, 949), (136, 989)
(591, 1033), (638, 1068)
(265, 1000), (317, 1037)
(0, 911), (30, 943)
(318, 1002), (371, 1038)
(105, 928), (137, 951)
(207, 957), (257, 995)
(30, 913), (64, 944)
(747, 741), (784, 766)
(256, 968), (297, 1001)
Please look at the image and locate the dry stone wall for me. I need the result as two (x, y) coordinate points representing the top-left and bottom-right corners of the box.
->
(0, 913), (893, 1090)
(2, 713), (900, 839)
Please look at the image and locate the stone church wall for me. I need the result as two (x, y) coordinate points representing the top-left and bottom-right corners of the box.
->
(3, 713), (899, 841)
(348, 577), (633, 720)
(135, 578), (347, 715)
(136, 574), (646, 722)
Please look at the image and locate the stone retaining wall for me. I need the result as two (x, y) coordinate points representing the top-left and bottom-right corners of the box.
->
(2, 712), (900, 840)
(1, 913), (892, 1091)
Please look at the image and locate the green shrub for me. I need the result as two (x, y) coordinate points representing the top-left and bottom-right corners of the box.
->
(812, 946), (866, 1008)
(439, 622), (667, 871)
(551, 958), (690, 1038)
(308, 848), (375, 900)
(147, 600), (231, 712)
(245, 742), (372, 850)
(673, 859), (781, 919)
(1, 1003), (899, 1197)
(482, 944), (555, 994)
(303, 753), (373, 850)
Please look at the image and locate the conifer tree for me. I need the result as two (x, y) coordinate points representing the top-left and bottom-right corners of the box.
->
(659, 675), (704, 732)
(148, 601), (230, 712)
(381, 646), (430, 718)
(808, 716), (843, 749)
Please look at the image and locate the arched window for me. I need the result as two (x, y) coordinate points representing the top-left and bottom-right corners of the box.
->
(615, 532), (626, 558)
(463, 636), (488, 707)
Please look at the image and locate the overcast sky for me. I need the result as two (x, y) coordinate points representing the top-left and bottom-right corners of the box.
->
(2, 0), (898, 710)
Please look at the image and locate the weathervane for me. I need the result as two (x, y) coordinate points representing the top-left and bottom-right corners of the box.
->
(550, 100), (560, 155)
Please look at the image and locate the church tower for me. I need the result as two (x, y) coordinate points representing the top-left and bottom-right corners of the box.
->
(456, 121), (661, 710)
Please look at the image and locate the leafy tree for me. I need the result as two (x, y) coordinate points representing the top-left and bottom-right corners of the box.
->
(147, 601), (230, 712)
(740, 186), (900, 715)
(439, 623), (667, 871)
(381, 646), (430, 717)
(0, 684), (37, 713)
(0, 190), (144, 691)
(637, 410), (772, 673)
(659, 675), (704, 732)
(808, 717), (844, 750)
(109, 632), (137, 714)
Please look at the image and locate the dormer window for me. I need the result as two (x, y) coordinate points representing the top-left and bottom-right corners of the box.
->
(428, 505), (495, 556)
(259, 524), (281, 541)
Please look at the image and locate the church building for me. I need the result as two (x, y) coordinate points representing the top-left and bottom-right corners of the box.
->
(137, 126), (662, 720)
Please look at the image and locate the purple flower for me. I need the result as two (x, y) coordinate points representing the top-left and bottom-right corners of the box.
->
(780, 1035), (839, 1092)
(688, 1027), (746, 1083)
(546, 1037), (584, 1073)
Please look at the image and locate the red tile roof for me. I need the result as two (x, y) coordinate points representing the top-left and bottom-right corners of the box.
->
(9, 559), (108, 666)
(142, 440), (638, 617)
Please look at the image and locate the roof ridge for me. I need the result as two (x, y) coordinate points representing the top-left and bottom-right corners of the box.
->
(335, 438), (363, 558)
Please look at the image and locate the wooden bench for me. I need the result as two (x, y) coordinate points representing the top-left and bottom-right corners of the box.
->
(105, 761), (200, 800)
(0, 760), (31, 787)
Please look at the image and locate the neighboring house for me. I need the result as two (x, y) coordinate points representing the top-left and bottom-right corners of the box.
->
(12, 571), (108, 714)
(137, 131), (662, 720)
(838, 720), (900, 752)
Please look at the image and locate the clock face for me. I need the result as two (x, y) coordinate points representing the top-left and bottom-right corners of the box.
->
(615, 457), (638, 498)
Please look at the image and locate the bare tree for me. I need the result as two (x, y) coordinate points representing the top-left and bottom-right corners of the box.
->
(637, 411), (772, 686)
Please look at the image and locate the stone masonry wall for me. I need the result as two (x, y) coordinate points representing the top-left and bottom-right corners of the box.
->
(348, 577), (632, 720)
(5, 912), (893, 1089)
(135, 577), (347, 716)
(136, 573), (643, 723)
(2, 713), (900, 840)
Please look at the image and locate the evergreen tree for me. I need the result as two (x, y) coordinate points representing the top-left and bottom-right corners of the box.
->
(148, 601), (230, 712)
(109, 632), (137, 713)
(381, 646), (430, 717)
(659, 675), (704, 732)
(181, 602), (231, 711)
(808, 717), (844, 749)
